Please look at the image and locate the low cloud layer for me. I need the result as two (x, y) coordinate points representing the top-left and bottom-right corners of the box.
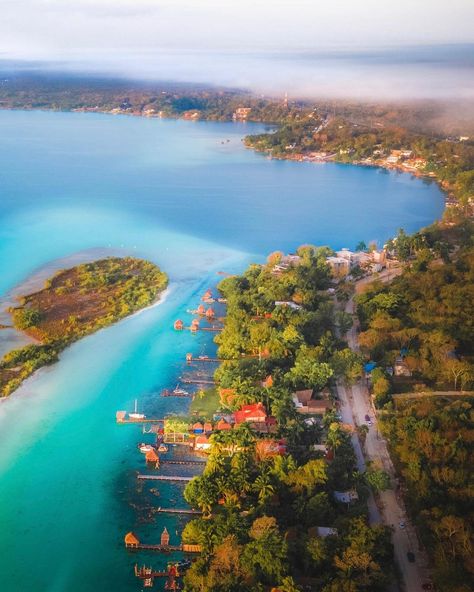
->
(1, 1), (473, 100)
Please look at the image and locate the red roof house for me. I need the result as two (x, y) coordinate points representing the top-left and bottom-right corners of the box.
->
(234, 402), (267, 424)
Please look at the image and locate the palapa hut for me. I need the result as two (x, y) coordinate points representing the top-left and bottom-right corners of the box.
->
(197, 304), (206, 315)
(174, 319), (184, 331)
(216, 419), (232, 430)
(192, 422), (204, 434)
(116, 410), (126, 423)
(160, 527), (170, 547)
(205, 307), (215, 319)
(124, 531), (140, 548)
(203, 422), (213, 434)
(145, 448), (159, 467)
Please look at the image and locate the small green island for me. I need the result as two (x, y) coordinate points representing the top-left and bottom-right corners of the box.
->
(0, 257), (168, 397)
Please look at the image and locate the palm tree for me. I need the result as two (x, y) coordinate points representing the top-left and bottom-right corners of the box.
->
(234, 423), (256, 448)
(326, 423), (344, 457)
(252, 468), (275, 505)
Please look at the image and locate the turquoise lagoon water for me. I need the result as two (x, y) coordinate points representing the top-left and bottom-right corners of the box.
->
(0, 110), (444, 591)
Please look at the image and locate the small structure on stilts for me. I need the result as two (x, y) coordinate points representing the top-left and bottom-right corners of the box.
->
(145, 448), (160, 468)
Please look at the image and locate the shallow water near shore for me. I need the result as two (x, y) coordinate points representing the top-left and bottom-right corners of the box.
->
(0, 110), (444, 591)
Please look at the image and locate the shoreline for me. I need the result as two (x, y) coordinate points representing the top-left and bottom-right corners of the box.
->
(0, 106), (455, 215)
(250, 148), (454, 208)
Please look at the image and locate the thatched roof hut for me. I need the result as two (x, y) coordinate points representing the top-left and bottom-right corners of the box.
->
(124, 531), (140, 548)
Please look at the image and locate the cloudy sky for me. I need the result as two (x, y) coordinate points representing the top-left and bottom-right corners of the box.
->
(1, 0), (474, 98)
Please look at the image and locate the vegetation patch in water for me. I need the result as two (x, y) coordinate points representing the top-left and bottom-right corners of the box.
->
(0, 257), (168, 397)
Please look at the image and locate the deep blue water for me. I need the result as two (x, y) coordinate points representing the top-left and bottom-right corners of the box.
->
(0, 110), (444, 592)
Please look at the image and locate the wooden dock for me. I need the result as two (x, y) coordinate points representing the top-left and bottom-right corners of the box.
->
(161, 390), (193, 398)
(133, 543), (201, 553)
(135, 543), (183, 551)
(137, 475), (194, 482)
(161, 459), (206, 466)
(186, 357), (222, 363)
(180, 378), (215, 385)
(154, 508), (202, 515)
(116, 417), (165, 424)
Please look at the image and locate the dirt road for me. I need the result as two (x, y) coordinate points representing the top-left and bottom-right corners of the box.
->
(336, 279), (431, 591)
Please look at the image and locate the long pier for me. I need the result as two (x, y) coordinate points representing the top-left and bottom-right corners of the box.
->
(137, 475), (194, 482)
(161, 459), (206, 466)
(180, 378), (215, 385)
(161, 391), (193, 398)
(186, 357), (222, 363)
(133, 543), (201, 553)
(117, 417), (165, 424)
(154, 508), (202, 515)
(135, 543), (183, 551)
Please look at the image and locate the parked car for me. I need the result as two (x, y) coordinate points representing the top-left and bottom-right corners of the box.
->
(407, 551), (415, 563)
(364, 414), (371, 422)
(399, 521), (406, 529)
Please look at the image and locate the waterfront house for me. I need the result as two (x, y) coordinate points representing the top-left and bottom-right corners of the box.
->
(233, 107), (252, 120)
(234, 402), (267, 424)
(326, 256), (351, 278)
(271, 254), (302, 275)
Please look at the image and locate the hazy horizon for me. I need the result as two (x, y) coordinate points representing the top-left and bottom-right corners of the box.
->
(1, 1), (474, 100)
(1, 43), (474, 102)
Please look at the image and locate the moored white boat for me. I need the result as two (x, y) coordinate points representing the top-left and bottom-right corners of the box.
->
(138, 443), (154, 453)
(172, 384), (189, 396)
(129, 398), (146, 419)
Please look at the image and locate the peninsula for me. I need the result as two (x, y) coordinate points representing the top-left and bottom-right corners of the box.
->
(0, 256), (168, 397)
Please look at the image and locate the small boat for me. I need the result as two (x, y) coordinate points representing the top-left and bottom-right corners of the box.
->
(138, 443), (154, 454)
(158, 444), (169, 453)
(172, 384), (189, 396)
(129, 399), (146, 420)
